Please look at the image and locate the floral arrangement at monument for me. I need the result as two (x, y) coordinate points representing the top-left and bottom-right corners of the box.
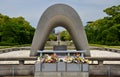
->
(37, 53), (91, 64)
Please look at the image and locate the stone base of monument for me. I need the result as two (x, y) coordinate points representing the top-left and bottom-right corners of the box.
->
(53, 45), (67, 50)
(34, 62), (89, 77)
(35, 72), (88, 77)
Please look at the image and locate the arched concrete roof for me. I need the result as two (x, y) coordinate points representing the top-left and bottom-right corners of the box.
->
(30, 4), (90, 56)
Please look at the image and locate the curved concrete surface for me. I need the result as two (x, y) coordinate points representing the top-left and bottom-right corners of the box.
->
(30, 4), (90, 56)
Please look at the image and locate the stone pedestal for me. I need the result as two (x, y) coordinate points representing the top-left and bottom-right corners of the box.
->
(58, 62), (66, 71)
(83, 63), (89, 72)
(67, 63), (81, 71)
(53, 45), (67, 50)
(35, 72), (88, 77)
(34, 62), (89, 77)
(42, 63), (56, 72)
(35, 62), (41, 71)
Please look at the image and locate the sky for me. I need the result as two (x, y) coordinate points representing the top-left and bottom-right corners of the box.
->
(0, 0), (120, 31)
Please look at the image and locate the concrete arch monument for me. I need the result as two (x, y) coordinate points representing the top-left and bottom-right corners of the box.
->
(30, 4), (90, 57)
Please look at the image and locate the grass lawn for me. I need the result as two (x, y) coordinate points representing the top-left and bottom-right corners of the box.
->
(0, 46), (13, 49)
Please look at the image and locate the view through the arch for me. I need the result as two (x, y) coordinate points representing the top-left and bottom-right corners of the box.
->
(45, 26), (75, 50)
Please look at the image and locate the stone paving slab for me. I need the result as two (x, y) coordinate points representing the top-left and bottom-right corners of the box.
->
(90, 50), (120, 57)
(0, 50), (30, 58)
(90, 50), (120, 64)
(0, 50), (35, 64)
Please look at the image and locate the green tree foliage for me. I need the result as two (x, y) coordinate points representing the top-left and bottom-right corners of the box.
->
(85, 5), (120, 46)
(48, 34), (56, 41)
(0, 13), (35, 46)
(60, 30), (71, 41)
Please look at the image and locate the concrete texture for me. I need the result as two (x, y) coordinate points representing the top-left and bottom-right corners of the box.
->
(34, 62), (88, 72)
(30, 4), (90, 56)
(58, 62), (66, 71)
(34, 60), (89, 77)
(89, 64), (120, 76)
(0, 63), (120, 76)
(34, 72), (88, 77)
(0, 65), (34, 76)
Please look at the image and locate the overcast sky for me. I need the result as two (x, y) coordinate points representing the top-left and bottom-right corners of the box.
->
(0, 0), (119, 31)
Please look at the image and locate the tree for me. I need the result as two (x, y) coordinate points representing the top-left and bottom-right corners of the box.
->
(104, 5), (120, 16)
(60, 30), (71, 41)
(0, 13), (35, 46)
(85, 5), (120, 46)
(48, 34), (56, 41)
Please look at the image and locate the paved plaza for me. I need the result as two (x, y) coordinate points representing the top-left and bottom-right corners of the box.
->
(0, 50), (120, 64)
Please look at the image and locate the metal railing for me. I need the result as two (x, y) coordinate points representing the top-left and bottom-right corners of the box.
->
(37, 50), (85, 57)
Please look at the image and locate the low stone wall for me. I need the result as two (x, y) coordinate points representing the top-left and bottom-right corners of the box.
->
(0, 47), (30, 54)
(0, 46), (120, 54)
(90, 46), (120, 53)
(0, 65), (34, 76)
(0, 64), (120, 76)
(89, 64), (120, 76)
